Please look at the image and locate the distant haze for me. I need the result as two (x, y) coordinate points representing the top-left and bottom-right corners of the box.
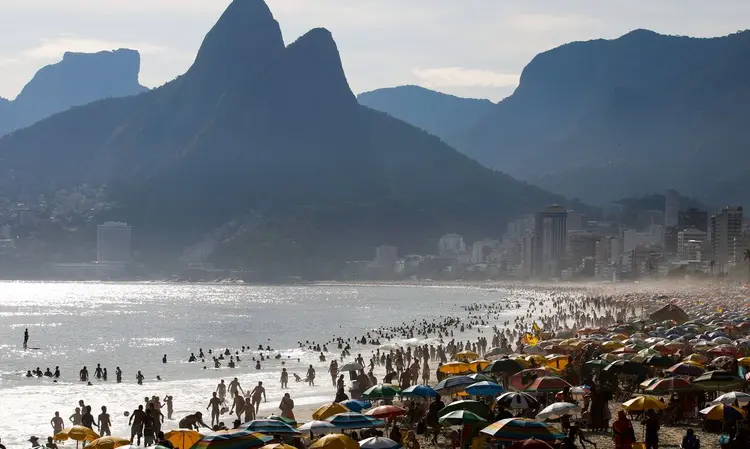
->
(2, 0), (750, 101)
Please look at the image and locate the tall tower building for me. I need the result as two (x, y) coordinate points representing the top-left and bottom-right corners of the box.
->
(534, 205), (568, 277)
(710, 206), (743, 271)
(664, 189), (680, 227)
(97, 222), (132, 263)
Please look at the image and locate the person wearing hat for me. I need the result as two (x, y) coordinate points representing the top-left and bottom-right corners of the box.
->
(28, 436), (41, 448)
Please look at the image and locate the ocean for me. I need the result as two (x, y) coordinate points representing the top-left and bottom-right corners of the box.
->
(0, 282), (526, 447)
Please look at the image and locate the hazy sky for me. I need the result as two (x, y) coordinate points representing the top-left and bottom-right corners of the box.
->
(2, 0), (749, 101)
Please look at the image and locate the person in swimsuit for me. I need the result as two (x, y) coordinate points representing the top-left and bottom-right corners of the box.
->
(50, 412), (64, 439)
(179, 412), (210, 430)
(207, 392), (222, 427)
(249, 382), (266, 413)
(69, 408), (82, 426)
(98, 407), (112, 436)
(216, 380), (227, 403)
(129, 405), (146, 445)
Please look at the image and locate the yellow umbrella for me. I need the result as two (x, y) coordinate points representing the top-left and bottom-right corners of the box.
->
(469, 359), (490, 371)
(622, 396), (667, 412)
(544, 354), (569, 370)
(312, 403), (350, 420)
(453, 350), (479, 362)
(165, 429), (204, 449)
(85, 437), (131, 449)
(603, 341), (625, 352)
(610, 333), (629, 341)
(54, 426), (100, 442)
(309, 434), (359, 449)
(737, 357), (750, 367)
(699, 403), (746, 420)
(439, 361), (471, 374)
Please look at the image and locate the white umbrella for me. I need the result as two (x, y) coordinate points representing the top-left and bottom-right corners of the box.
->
(711, 391), (750, 405)
(536, 402), (581, 420)
(496, 392), (538, 410)
(569, 386), (589, 398)
(297, 420), (339, 435)
(359, 437), (402, 449)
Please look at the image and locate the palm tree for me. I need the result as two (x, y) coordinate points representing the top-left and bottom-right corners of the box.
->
(744, 249), (750, 282)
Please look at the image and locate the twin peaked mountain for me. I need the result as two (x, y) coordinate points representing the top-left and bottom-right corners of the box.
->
(0, 0), (572, 272)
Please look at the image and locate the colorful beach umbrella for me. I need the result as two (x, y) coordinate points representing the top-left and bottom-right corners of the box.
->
(363, 384), (401, 399)
(191, 431), (272, 449)
(496, 392), (539, 410)
(644, 377), (693, 394)
(603, 360), (647, 376)
(309, 434), (359, 449)
(693, 370), (746, 391)
(313, 403), (350, 421)
(439, 361), (472, 374)
(338, 400), (371, 412)
(453, 350), (480, 362)
(525, 376), (571, 393)
(439, 400), (493, 419)
(327, 412), (384, 430)
(438, 410), (488, 426)
(54, 426), (100, 443)
(711, 391), (750, 405)
(465, 381), (505, 396)
(666, 362), (705, 377)
(622, 396), (667, 412)
(365, 405), (405, 420)
(470, 359), (490, 372)
(266, 414), (296, 426)
(480, 418), (564, 442)
(297, 420), (338, 436)
(358, 437), (402, 449)
(536, 402), (580, 420)
(434, 375), (476, 394)
(400, 385), (438, 398)
(699, 403), (746, 421)
(242, 420), (301, 435)
(164, 430), (203, 449)
(85, 437), (132, 449)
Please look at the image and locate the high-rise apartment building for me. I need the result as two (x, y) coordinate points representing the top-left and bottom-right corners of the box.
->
(534, 205), (568, 277)
(710, 206), (743, 271)
(678, 208), (708, 233)
(97, 222), (132, 263)
(665, 189), (680, 227)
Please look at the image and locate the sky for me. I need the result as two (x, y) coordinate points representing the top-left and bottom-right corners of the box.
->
(1, 0), (750, 102)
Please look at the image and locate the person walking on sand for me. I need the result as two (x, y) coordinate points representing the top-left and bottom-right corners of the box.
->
(230, 393), (246, 422)
(243, 394), (256, 422)
(307, 365), (316, 386)
(98, 406), (112, 436)
(249, 382), (266, 413)
(207, 392), (222, 427)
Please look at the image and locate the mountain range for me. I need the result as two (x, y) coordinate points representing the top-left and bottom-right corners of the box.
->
(0, 49), (148, 136)
(0, 0), (578, 277)
(361, 29), (750, 207)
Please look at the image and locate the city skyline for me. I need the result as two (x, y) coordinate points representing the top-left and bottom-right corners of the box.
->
(2, 1), (750, 101)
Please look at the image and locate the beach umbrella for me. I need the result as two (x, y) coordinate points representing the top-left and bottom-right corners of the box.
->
(309, 434), (359, 449)
(338, 363), (364, 372)
(439, 410), (488, 426)
(164, 430), (203, 449)
(622, 396), (667, 412)
(643, 355), (674, 368)
(453, 350), (480, 362)
(327, 412), (384, 429)
(439, 400), (493, 419)
(400, 385), (438, 398)
(365, 405), (405, 420)
(508, 439), (553, 449)
(666, 362), (705, 377)
(712, 391), (750, 405)
(480, 418), (564, 442)
(583, 360), (608, 371)
(439, 361), (472, 374)
(536, 402), (580, 420)
(363, 384), (401, 399)
(297, 420), (339, 436)
(54, 427), (100, 443)
(509, 368), (557, 390)
(650, 343), (678, 355)
(266, 414), (296, 426)
(737, 357), (750, 367)
(470, 359), (490, 372)
(313, 403), (351, 421)
(496, 392), (539, 410)
(261, 444), (296, 449)
(242, 420), (301, 435)
(85, 437), (132, 449)
(683, 354), (707, 364)
(603, 360), (647, 376)
(434, 375), (476, 394)
(465, 381), (505, 396)
(486, 346), (510, 358)
(699, 403), (746, 421)
(338, 400), (371, 412)
(710, 356), (736, 370)
(483, 359), (524, 375)
(525, 376), (571, 393)
(191, 431), (272, 449)
(569, 386), (590, 398)
(602, 341), (625, 352)
(467, 373), (494, 382)
(639, 378), (659, 390)
(358, 437), (402, 449)
(644, 377), (693, 394)
(693, 370), (746, 392)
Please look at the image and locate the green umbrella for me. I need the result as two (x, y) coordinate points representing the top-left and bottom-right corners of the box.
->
(363, 384), (401, 399)
(266, 414), (297, 426)
(438, 400), (493, 419)
(467, 373), (494, 382)
(438, 410), (488, 426)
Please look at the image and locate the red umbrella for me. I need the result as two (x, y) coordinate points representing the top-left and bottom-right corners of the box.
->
(709, 345), (738, 356)
(509, 438), (554, 449)
(510, 369), (558, 391)
(645, 377), (692, 394)
(364, 405), (405, 420)
(525, 376), (572, 393)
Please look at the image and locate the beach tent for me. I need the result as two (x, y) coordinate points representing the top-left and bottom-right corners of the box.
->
(649, 304), (690, 324)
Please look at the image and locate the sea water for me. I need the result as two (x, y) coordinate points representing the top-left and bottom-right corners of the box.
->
(0, 282), (526, 447)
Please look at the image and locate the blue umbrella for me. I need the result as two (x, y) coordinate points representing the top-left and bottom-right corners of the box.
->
(327, 412), (384, 430)
(340, 400), (372, 412)
(465, 381), (505, 396)
(400, 385), (439, 398)
(242, 419), (301, 435)
(434, 375), (475, 394)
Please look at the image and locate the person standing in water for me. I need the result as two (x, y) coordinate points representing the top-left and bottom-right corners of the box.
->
(116, 367), (122, 383)
(229, 393), (246, 422)
(228, 378), (243, 398)
(328, 360), (338, 387)
(50, 412), (64, 438)
(280, 368), (289, 389)
(136, 371), (145, 385)
(307, 365), (316, 386)
(216, 380), (227, 404)
(24, 328), (29, 348)
(69, 408), (82, 426)
(98, 407), (112, 436)
(249, 382), (266, 413)
(129, 405), (146, 446)
(207, 392), (222, 427)
(163, 396), (174, 420)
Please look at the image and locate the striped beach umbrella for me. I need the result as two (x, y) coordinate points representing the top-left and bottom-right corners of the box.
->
(242, 420), (301, 435)
(296, 420), (338, 436)
(525, 376), (571, 393)
(699, 403), (746, 421)
(327, 412), (384, 430)
(191, 431), (272, 449)
(644, 377), (692, 394)
(358, 437), (402, 449)
(363, 384), (401, 399)
(480, 418), (564, 442)
(711, 391), (750, 405)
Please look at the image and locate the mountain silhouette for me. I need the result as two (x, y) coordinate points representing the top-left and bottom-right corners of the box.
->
(357, 85), (495, 141)
(451, 29), (750, 205)
(0, 0), (580, 276)
(0, 49), (147, 136)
